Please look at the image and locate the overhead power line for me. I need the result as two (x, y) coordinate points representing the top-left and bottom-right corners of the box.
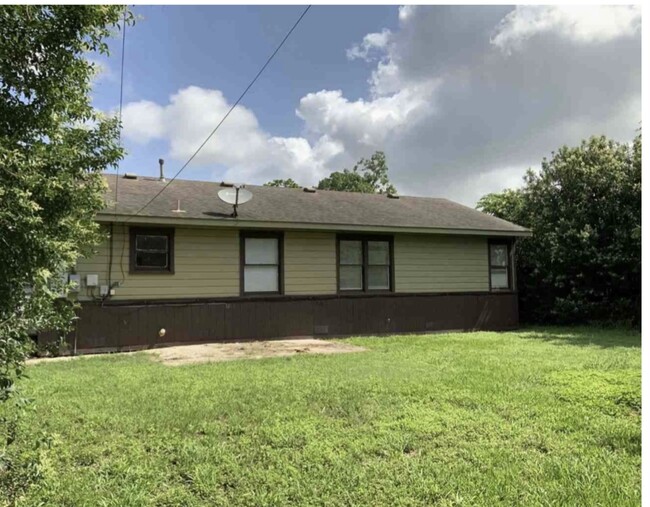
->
(114, 6), (128, 209)
(108, 6), (129, 289)
(123, 4), (311, 222)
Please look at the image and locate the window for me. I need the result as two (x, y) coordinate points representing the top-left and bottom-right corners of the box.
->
(338, 236), (393, 292)
(339, 240), (363, 290)
(367, 241), (391, 290)
(241, 232), (283, 294)
(489, 241), (511, 290)
(130, 227), (174, 273)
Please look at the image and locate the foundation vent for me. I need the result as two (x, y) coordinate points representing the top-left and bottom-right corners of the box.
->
(313, 325), (329, 335)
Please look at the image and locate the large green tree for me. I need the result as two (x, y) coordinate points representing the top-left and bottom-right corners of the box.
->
(263, 178), (301, 189)
(477, 134), (641, 325)
(317, 151), (396, 194)
(0, 6), (128, 496)
(264, 151), (397, 194)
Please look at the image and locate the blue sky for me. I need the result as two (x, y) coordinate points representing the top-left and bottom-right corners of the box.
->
(92, 5), (641, 204)
(95, 6), (396, 125)
(94, 5), (397, 178)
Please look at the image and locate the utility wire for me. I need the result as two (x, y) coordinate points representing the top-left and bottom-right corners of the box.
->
(110, 7), (129, 288)
(114, 6), (128, 211)
(123, 5), (311, 222)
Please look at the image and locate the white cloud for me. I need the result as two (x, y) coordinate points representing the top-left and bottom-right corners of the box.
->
(121, 6), (640, 205)
(346, 29), (392, 61)
(121, 100), (165, 142)
(122, 86), (337, 185)
(297, 84), (438, 149)
(491, 5), (642, 53)
(398, 5), (415, 22)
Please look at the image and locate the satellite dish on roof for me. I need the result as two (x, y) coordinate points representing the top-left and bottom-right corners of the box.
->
(218, 185), (252, 217)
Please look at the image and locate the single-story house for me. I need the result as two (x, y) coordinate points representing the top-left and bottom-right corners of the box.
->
(58, 172), (530, 351)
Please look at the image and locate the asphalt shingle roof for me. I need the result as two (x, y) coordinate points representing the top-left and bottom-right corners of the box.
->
(100, 174), (529, 235)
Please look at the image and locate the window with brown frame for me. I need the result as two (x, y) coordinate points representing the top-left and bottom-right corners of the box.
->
(129, 227), (174, 273)
(489, 241), (511, 290)
(337, 236), (393, 292)
(240, 231), (283, 295)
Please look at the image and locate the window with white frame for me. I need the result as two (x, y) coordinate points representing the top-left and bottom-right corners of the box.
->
(242, 233), (282, 294)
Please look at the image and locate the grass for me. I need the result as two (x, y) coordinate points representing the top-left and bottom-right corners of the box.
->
(13, 327), (641, 506)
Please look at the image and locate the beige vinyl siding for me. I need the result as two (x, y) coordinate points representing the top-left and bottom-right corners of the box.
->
(76, 224), (240, 300)
(283, 231), (337, 295)
(76, 225), (490, 300)
(394, 234), (489, 293)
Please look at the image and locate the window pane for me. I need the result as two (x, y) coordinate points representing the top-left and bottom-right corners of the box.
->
(368, 241), (390, 265)
(490, 244), (508, 267)
(368, 266), (389, 290)
(244, 266), (278, 292)
(491, 268), (509, 289)
(340, 265), (362, 290)
(340, 240), (362, 265)
(136, 235), (167, 252)
(245, 238), (278, 265)
(136, 252), (168, 268)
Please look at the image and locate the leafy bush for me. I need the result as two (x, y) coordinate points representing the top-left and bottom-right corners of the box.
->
(478, 135), (641, 325)
(0, 5), (130, 502)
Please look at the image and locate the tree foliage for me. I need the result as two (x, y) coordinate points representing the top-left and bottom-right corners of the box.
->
(263, 178), (301, 189)
(477, 134), (641, 325)
(264, 152), (397, 194)
(317, 151), (397, 194)
(0, 5), (128, 498)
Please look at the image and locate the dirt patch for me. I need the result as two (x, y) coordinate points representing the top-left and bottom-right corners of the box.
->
(147, 339), (366, 366)
(28, 339), (366, 366)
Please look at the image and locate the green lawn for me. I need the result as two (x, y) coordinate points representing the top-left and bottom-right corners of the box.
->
(15, 327), (641, 506)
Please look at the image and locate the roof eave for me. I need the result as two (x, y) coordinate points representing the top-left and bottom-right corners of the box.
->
(96, 212), (532, 237)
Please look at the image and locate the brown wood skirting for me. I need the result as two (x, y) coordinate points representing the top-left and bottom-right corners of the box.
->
(48, 292), (519, 351)
(93, 291), (517, 307)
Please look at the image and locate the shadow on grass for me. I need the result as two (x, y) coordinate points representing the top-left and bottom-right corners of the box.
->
(516, 325), (641, 349)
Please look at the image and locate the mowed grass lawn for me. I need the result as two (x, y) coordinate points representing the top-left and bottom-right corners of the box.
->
(17, 327), (640, 506)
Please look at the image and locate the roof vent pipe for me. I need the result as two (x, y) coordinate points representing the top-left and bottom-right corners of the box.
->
(158, 158), (166, 182)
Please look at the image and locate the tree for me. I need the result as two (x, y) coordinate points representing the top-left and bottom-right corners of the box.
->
(477, 134), (641, 325)
(263, 152), (398, 194)
(317, 151), (397, 194)
(263, 178), (301, 188)
(0, 5), (129, 498)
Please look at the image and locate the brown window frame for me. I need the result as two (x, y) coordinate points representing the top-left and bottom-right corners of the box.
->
(129, 227), (175, 274)
(336, 235), (394, 294)
(488, 239), (513, 292)
(240, 231), (284, 296)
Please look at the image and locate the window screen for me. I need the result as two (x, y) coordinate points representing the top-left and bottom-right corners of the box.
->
(243, 236), (280, 293)
(339, 240), (363, 290)
(367, 241), (390, 290)
(338, 237), (392, 292)
(130, 228), (174, 273)
(490, 243), (510, 290)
